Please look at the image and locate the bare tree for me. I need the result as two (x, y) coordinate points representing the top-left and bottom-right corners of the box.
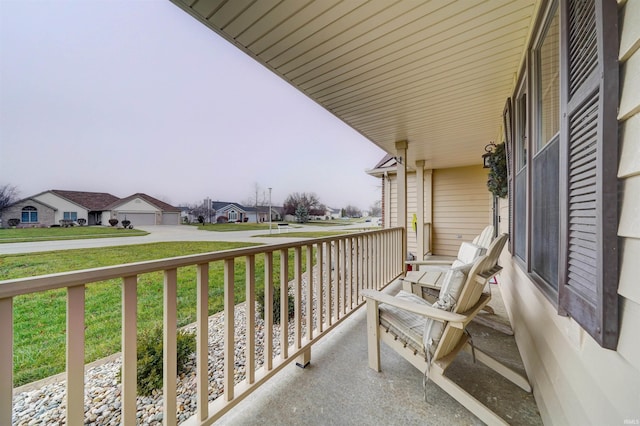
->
(343, 205), (362, 218)
(0, 184), (19, 209)
(283, 192), (324, 218)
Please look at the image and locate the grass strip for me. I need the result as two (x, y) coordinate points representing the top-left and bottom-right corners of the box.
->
(2, 241), (314, 386)
(0, 226), (148, 243)
(257, 231), (353, 238)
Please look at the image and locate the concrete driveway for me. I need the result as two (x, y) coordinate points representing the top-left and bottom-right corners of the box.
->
(0, 223), (377, 255)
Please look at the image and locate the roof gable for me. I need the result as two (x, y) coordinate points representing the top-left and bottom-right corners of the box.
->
(2, 197), (58, 211)
(49, 190), (120, 210)
(211, 201), (247, 212)
(108, 193), (180, 212)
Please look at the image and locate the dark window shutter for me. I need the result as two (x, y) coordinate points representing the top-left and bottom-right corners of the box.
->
(558, 0), (619, 349)
(503, 98), (514, 253)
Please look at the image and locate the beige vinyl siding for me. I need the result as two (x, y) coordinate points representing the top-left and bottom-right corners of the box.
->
(616, 0), (640, 375)
(432, 165), (492, 256)
(501, 3), (640, 423)
(386, 168), (432, 257)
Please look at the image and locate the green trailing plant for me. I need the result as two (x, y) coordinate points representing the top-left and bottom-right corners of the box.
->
(121, 325), (196, 396)
(256, 285), (295, 324)
(487, 142), (508, 198)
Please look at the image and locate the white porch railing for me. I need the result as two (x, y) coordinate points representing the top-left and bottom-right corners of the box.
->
(0, 227), (404, 425)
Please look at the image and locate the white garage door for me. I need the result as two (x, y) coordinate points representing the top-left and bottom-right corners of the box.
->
(117, 212), (156, 226)
(161, 212), (180, 225)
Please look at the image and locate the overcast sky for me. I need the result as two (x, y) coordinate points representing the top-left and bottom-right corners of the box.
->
(0, 0), (386, 211)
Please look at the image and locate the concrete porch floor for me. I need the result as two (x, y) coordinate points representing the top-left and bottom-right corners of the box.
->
(216, 280), (542, 425)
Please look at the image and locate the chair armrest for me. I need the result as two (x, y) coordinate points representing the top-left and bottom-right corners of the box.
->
(475, 265), (503, 284)
(406, 259), (454, 266)
(362, 289), (466, 324)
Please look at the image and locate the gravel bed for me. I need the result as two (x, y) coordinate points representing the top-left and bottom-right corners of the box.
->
(11, 270), (356, 425)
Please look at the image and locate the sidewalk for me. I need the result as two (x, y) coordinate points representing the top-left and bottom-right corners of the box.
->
(0, 223), (377, 255)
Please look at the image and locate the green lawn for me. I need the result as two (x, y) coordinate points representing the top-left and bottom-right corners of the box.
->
(3, 241), (310, 387)
(0, 226), (148, 243)
(195, 222), (301, 232)
(260, 231), (353, 238)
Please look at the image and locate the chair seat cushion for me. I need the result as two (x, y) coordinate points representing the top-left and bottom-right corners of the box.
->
(379, 290), (428, 355)
(379, 263), (473, 359)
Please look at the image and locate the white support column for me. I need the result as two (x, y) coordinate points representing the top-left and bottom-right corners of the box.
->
(395, 140), (408, 264)
(416, 160), (425, 260)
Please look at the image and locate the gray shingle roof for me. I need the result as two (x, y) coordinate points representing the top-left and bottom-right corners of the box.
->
(50, 190), (120, 210)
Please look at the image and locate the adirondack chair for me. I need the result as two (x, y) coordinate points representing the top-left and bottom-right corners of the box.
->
(406, 225), (494, 269)
(404, 234), (513, 335)
(362, 234), (530, 425)
(404, 231), (504, 295)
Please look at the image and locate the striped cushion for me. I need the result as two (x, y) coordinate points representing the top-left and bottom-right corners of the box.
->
(379, 290), (428, 355)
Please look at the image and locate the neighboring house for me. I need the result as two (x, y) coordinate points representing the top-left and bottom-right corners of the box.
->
(326, 207), (341, 219)
(0, 189), (120, 227)
(245, 205), (282, 223)
(244, 205), (269, 223)
(210, 201), (248, 223)
(0, 197), (56, 228)
(0, 189), (180, 227)
(178, 206), (194, 223)
(105, 193), (181, 226)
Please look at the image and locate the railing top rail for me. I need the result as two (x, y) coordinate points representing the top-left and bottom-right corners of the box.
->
(0, 227), (402, 299)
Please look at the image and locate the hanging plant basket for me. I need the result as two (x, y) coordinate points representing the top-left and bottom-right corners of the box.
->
(487, 142), (508, 198)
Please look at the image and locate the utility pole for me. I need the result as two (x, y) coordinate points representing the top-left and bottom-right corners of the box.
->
(268, 187), (272, 234)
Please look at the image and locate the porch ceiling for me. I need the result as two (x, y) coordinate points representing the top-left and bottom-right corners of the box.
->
(171, 0), (536, 169)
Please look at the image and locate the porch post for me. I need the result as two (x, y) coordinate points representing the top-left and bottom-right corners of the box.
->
(425, 169), (433, 255)
(416, 160), (425, 260)
(395, 140), (408, 266)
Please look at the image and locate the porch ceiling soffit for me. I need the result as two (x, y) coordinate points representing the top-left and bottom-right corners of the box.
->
(171, 0), (535, 169)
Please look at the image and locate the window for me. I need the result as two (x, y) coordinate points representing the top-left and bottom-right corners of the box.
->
(228, 210), (237, 221)
(531, 3), (560, 291)
(63, 212), (78, 221)
(536, 8), (560, 152)
(508, 0), (619, 348)
(516, 92), (528, 172)
(21, 206), (38, 223)
(513, 82), (528, 262)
